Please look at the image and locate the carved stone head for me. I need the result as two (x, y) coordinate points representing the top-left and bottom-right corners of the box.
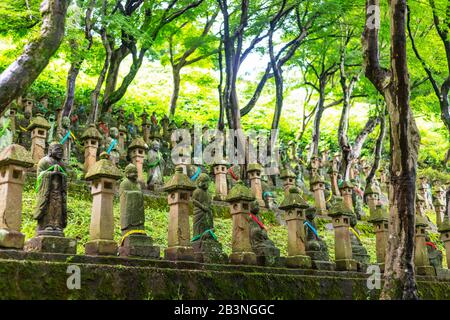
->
(125, 163), (138, 182)
(48, 142), (63, 161)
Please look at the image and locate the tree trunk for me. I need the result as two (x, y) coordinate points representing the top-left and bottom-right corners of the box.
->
(62, 59), (82, 117)
(169, 66), (181, 117)
(0, 0), (69, 114)
(366, 107), (386, 186)
(362, 0), (420, 299)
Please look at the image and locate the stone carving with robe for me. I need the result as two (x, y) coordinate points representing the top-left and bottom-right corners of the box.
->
(119, 164), (160, 257)
(304, 207), (334, 269)
(146, 139), (164, 190)
(33, 142), (68, 237)
(191, 173), (226, 263)
(106, 127), (121, 165)
(248, 200), (280, 266)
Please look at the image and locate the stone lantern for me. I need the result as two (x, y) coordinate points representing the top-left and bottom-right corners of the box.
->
(414, 194), (435, 276)
(280, 168), (296, 196)
(247, 163), (264, 207)
(85, 152), (122, 256)
(9, 103), (17, 136)
(368, 203), (389, 271)
(213, 161), (228, 201)
(433, 197), (446, 228)
(278, 187), (312, 268)
(0, 144), (34, 249)
(225, 181), (257, 265)
(162, 167), (196, 261)
(118, 124), (127, 153)
(328, 197), (357, 271)
(128, 137), (148, 183)
(339, 180), (354, 211)
(438, 217), (450, 269)
(310, 174), (327, 215)
(27, 113), (51, 162)
(365, 182), (381, 213)
(81, 124), (102, 173)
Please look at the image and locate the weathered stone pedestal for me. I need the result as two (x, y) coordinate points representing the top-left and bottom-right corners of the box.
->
(85, 153), (122, 256)
(415, 214), (436, 276)
(163, 167), (196, 261)
(192, 239), (227, 264)
(129, 137), (148, 183)
(81, 124), (101, 173)
(213, 163), (228, 201)
(28, 113), (50, 163)
(279, 188), (311, 269)
(119, 234), (160, 258)
(329, 197), (357, 271)
(439, 219), (450, 269)
(225, 182), (257, 265)
(247, 163), (265, 207)
(365, 183), (381, 213)
(0, 144), (34, 249)
(368, 204), (389, 271)
(25, 235), (77, 254)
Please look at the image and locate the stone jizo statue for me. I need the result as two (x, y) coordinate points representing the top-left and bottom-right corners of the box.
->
(248, 200), (281, 266)
(119, 163), (160, 258)
(34, 142), (68, 237)
(191, 173), (226, 263)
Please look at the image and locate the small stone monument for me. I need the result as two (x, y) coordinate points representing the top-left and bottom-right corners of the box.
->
(330, 152), (341, 196)
(328, 197), (357, 271)
(225, 181), (257, 265)
(247, 163), (264, 207)
(128, 137), (148, 183)
(84, 152), (122, 256)
(147, 139), (164, 191)
(349, 214), (370, 272)
(81, 123), (102, 173)
(433, 186), (446, 228)
(141, 111), (151, 144)
(304, 207), (335, 270)
(414, 194), (436, 276)
(191, 173), (227, 263)
(163, 167), (196, 261)
(339, 180), (354, 212)
(25, 142), (77, 254)
(27, 113), (51, 162)
(280, 168), (296, 196)
(119, 164), (160, 258)
(368, 203), (389, 271)
(118, 124), (127, 153)
(213, 161), (228, 200)
(0, 144), (34, 249)
(248, 200), (281, 266)
(310, 173), (327, 215)
(278, 188), (312, 268)
(365, 182), (381, 213)
(438, 216), (450, 269)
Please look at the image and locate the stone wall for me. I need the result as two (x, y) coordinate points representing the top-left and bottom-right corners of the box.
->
(0, 251), (448, 300)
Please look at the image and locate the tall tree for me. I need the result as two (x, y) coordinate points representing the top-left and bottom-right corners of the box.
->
(0, 0), (70, 115)
(166, 9), (219, 117)
(362, 0), (421, 299)
(96, 0), (204, 118)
